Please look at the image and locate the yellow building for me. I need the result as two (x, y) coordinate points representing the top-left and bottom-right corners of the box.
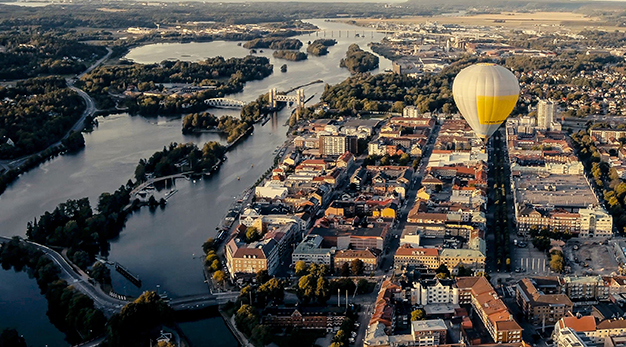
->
(334, 249), (382, 272)
(372, 206), (397, 219)
(439, 249), (486, 274)
(394, 245), (440, 270)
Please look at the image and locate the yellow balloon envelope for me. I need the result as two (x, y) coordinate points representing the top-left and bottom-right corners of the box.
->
(452, 63), (520, 140)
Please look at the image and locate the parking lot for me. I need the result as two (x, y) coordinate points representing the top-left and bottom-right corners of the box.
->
(510, 238), (550, 275)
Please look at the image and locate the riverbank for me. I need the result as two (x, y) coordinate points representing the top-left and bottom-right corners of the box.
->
(219, 307), (254, 347)
(0, 19), (393, 346)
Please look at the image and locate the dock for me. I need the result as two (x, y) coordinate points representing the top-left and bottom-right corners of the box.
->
(114, 262), (142, 288)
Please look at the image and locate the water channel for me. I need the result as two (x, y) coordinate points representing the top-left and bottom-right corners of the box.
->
(0, 19), (391, 345)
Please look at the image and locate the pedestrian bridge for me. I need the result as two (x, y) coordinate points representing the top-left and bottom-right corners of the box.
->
(204, 98), (246, 108)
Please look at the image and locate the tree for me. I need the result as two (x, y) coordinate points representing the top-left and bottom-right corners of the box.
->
(436, 272), (448, 279)
(246, 227), (261, 243)
(332, 329), (348, 346)
(251, 324), (272, 346)
(435, 264), (450, 278)
(340, 262), (350, 277)
(213, 270), (226, 285)
(298, 274), (316, 302)
(411, 308), (426, 321)
(90, 261), (111, 285)
(391, 101), (405, 113)
(295, 260), (308, 276)
(202, 238), (216, 254)
(550, 251), (565, 273)
(210, 259), (222, 272)
(256, 269), (270, 285)
(315, 276), (330, 304)
(258, 278), (284, 304)
(356, 278), (370, 294)
(398, 153), (411, 166)
(234, 305), (259, 337)
(351, 259), (364, 276)
(205, 251), (218, 266)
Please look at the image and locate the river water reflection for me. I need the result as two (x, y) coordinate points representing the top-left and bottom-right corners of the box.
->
(0, 19), (390, 344)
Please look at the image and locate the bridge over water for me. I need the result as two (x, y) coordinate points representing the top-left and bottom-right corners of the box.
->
(204, 98), (246, 108)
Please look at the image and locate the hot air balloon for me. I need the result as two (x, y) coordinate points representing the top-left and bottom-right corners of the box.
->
(452, 63), (520, 140)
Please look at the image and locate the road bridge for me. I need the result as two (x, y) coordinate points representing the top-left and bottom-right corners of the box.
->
(204, 98), (246, 108)
(169, 292), (239, 311)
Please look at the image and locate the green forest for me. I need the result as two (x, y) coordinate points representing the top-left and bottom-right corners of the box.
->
(26, 185), (132, 262)
(78, 56), (273, 114)
(273, 50), (307, 61)
(0, 33), (107, 79)
(243, 37), (303, 50)
(134, 142), (226, 182)
(306, 39), (336, 56)
(0, 76), (85, 159)
(339, 44), (379, 74)
(182, 112), (249, 142)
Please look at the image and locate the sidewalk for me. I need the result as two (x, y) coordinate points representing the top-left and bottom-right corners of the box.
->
(219, 308), (255, 347)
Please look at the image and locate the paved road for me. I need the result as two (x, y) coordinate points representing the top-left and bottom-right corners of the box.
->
(377, 121), (441, 272)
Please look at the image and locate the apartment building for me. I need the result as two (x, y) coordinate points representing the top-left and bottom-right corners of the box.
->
(439, 248), (486, 274)
(457, 277), (523, 343)
(292, 235), (335, 268)
(561, 276), (610, 302)
(394, 245), (440, 271)
(411, 278), (459, 306)
(516, 278), (573, 326)
(334, 248), (382, 272)
(319, 135), (358, 156)
(554, 315), (626, 345)
(226, 223), (299, 278)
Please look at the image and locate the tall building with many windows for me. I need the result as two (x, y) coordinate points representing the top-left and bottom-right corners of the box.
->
(537, 99), (556, 130)
(319, 135), (358, 156)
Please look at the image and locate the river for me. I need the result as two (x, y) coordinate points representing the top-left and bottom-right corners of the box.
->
(0, 19), (390, 345)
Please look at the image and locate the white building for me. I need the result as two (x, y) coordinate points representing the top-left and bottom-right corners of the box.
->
(552, 327), (590, 347)
(239, 208), (305, 231)
(255, 181), (289, 199)
(427, 151), (488, 167)
(411, 279), (459, 305)
(403, 106), (421, 118)
(579, 206), (613, 238)
(400, 232), (421, 248)
(537, 99), (555, 130)
(292, 235), (335, 267)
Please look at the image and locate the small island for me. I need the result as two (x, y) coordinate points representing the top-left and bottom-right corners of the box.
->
(272, 50), (307, 61)
(339, 43), (379, 74)
(306, 39), (337, 56)
(182, 112), (250, 143)
(243, 37), (303, 50)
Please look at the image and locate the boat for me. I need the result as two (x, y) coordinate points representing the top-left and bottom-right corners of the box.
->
(251, 164), (254, 167)
(237, 176), (240, 180)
